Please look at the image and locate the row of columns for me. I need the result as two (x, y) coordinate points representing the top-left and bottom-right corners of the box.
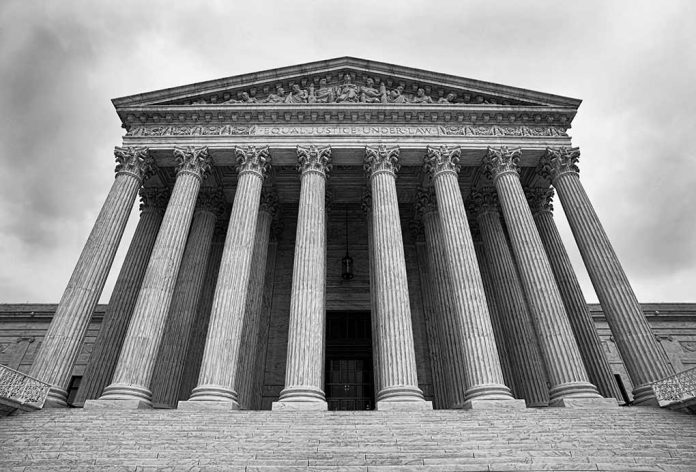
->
(31, 143), (673, 410)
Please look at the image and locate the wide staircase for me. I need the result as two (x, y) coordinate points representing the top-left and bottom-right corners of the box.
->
(1, 406), (695, 471)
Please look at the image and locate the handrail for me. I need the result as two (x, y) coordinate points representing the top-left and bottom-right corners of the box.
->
(0, 363), (51, 409)
(651, 366), (696, 407)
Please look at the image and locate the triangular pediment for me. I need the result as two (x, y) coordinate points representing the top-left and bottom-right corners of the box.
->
(113, 57), (581, 110)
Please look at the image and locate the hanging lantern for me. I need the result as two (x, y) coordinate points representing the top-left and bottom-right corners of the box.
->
(342, 208), (354, 280)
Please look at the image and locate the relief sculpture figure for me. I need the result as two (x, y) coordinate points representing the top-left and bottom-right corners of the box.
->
(411, 88), (433, 104)
(224, 92), (257, 104)
(335, 74), (360, 103)
(437, 92), (457, 104)
(285, 84), (308, 103)
(360, 78), (383, 103)
(263, 86), (286, 103)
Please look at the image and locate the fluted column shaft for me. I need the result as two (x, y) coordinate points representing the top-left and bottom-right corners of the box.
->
(424, 146), (514, 406)
(31, 147), (153, 407)
(472, 238), (517, 397)
(151, 198), (219, 408)
(363, 192), (382, 396)
(236, 201), (274, 409)
(275, 146), (331, 408)
(178, 233), (225, 402)
(484, 147), (601, 405)
(531, 198), (623, 401)
(474, 198), (549, 407)
(414, 240), (449, 409)
(98, 147), (211, 407)
(187, 146), (270, 406)
(542, 147), (673, 404)
(421, 209), (469, 407)
(365, 145), (426, 408)
(74, 189), (166, 406)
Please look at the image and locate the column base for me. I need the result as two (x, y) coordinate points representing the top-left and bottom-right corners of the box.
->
(632, 383), (660, 407)
(187, 384), (240, 406)
(178, 400), (240, 411)
(376, 400), (433, 411)
(84, 399), (151, 410)
(272, 400), (328, 411)
(42, 386), (69, 408)
(98, 383), (153, 406)
(549, 397), (619, 409)
(548, 381), (602, 404)
(462, 399), (527, 410)
(376, 385), (425, 403)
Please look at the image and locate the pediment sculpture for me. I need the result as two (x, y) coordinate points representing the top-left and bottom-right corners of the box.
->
(178, 72), (522, 106)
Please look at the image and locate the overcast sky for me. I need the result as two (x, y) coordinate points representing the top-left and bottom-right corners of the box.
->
(0, 1), (694, 304)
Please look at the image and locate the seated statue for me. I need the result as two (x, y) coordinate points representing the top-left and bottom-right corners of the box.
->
(335, 74), (359, 103)
(437, 93), (457, 104)
(411, 88), (433, 104)
(360, 78), (383, 103)
(387, 85), (407, 103)
(224, 92), (257, 104)
(285, 84), (308, 103)
(309, 79), (334, 103)
(263, 87), (286, 103)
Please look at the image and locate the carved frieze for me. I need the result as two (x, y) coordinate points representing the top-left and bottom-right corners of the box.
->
(127, 124), (568, 138)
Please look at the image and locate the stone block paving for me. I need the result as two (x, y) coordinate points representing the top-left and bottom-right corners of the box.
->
(0, 406), (695, 471)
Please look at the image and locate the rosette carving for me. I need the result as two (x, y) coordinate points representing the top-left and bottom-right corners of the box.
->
(114, 146), (154, 182)
(482, 146), (521, 181)
(469, 187), (499, 216)
(173, 146), (212, 180)
(235, 145), (272, 178)
(196, 187), (227, 217)
(139, 187), (169, 214)
(539, 147), (581, 182)
(525, 187), (554, 215)
(424, 145), (462, 179)
(296, 145), (332, 176)
(364, 145), (400, 177)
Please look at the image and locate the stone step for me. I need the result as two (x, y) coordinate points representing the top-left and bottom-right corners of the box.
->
(1, 407), (694, 471)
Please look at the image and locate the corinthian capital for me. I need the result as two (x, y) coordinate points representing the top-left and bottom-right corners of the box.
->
(235, 145), (272, 178)
(297, 145), (332, 177)
(525, 187), (554, 215)
(364, 145), (400, 177)
(424, 145), (461, 179)
(259, 189), (279, 217)
(414, 186), (437, 219)
(114, 146), (154, 182)
(482, 146), (521, 181)
(360, 188), (372, 216)
(196, 187), (226, 218)
(469, 187), (499, 217)
(174, 146), (212, 181)
(139, 187), (169, 214)
(539, 147), (580, 182)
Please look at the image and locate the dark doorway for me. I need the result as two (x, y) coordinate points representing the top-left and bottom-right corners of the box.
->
(325, 311), (374, 410)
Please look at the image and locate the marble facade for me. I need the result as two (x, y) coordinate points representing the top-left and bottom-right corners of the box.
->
(25, 58), (675, 411)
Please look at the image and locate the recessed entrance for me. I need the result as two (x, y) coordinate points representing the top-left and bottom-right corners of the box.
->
(325, 311), (375, 411)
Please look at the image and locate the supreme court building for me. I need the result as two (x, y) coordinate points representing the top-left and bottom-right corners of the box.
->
(21, 57), (686, 412)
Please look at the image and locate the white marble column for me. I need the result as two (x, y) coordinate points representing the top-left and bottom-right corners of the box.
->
(540, 147), (673, 405)
(273, 146), (331, 410)
(483, 147), (612, 408)
(365, 145), (429, 410)
(183, 146), (271, 408)
(150, 188), (224, 408)
(74, 187), (167, 407)
(92, 146), (211, 408)
(178, 224), (226, 402)
(424, 146), (519, 409)
(236, 190), (277, 409)
(526, 186), (623, 402)
(362, 190), (383, 397)
(469, 219), (517, 398)
(30, 147), (154, 407)
(415, 187), (468, 408)
(470, 188), (549, 407)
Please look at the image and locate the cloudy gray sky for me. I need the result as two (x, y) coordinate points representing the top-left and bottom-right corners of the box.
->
(0, 0), (694, 304)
